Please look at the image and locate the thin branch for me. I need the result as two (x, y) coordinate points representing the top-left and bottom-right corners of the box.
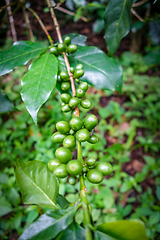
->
(55, 6), (88, 22)
(0, 1), (17, 13)
(26, 7), (53, 45)
(0, 3), (21, 29)
(133, 0), (148, 7)
(131, 8), (145, 22)
(20, 0), (34, 41)
(6, 0), (17, 42)
(46, 0), (79, 117)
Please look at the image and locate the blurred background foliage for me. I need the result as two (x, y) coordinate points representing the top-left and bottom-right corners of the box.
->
(0, 0), (160, 239)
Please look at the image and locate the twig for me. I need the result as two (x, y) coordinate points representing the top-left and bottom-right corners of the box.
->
(6, 0), (17, 42)
(133, 0), (148, 7)
(0, 3), (21, 29)
(46, 0), (79, 117)
(20, 0), (34, 41)
(131, 8), (145, 22)
(26, 7), (53, 45)
(55, 6), (88, 22)
(0, 1), (17, 13)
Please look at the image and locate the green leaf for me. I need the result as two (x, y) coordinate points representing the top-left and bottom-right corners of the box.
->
(93, 19), (105, 34)
(21, 53), (58, 124)
(15, 160), (59, 208)
(55, 221), (85, 240)
(156, 185), (160, 201)
(95, 230), (115, 240)
(148, 212), (160, 226)
(19, 207), (78, 240)
(7, 187), (20, 207)
(63, 33), (87, 46)
(97, 220), (148, 240)
(0, 90), (14, 113)
(0, 41), (47, 76)
(120, 180), (133, 193)
(104, 0), (136, 55)
(67, 46), (123, 91)
(0, 196), (13, 217)
(57, 194), (70, 209)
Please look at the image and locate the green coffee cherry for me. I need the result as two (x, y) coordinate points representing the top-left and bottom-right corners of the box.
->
(86, 157), (96, 167)
(79, 82), (88, 92)
(57, 75), (62, 82)
(76, 88), (85, 98)
(61, 102), (65, 107)
(48, 158), (61, 172)
(56, 121), (70, 134)
(64, 36), (71, 46)
(70, 67), (75, 74)
(55, 147), (73, 163)
(60, 71), (69, 81)
(50, 46), (59, 56)
(61, 82), (70, 92)
(69, 129), (75, 135)
(67, 160), (83, 176)
(61, 93), (71, 104)
(74, 69), (84, 79)
(80, 99), (91, 109)
(76, 128), (90, 142)
(75, 78), (80, 83)
(83, 114), (98, 131)
(54, 164), (68, 178)
(51, 132), (67, 143)
(62, 104), (72, 112)
(58, 43), (66, 53)
(76, 64), (83, 70)
(67, 44), (77, 54)
(63, 135), (76, 150)
(69, 97), (80, 109)
(69, 145), (76, 153)
(96, 162), (113, 176)
(87, 169), (103, 184)
(82, 166), (88, 173)
(87, 133), (99, 144)
(72, 110), (77, 118)
(69, 117), (83, 131)
(68, 176), (77, 185)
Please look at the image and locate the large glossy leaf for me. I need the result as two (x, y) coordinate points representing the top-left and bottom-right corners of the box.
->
(104, 0), (136, 56)
(15, 160), (59, 209)
(97, 220), (148, 240)
(0, 89), (14, 113)
(19, 207), (78, 240)
(94, 230), (115, 240)
(21, 53), (58, 124)
(0, 41), (47, 76)
(67, 46), (122, 91)
(55, 221), (85, 240)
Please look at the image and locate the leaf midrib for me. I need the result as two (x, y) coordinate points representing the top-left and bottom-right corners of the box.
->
(70, 52), (115, 84)
(112, 0), (129, 46)
(0, 46), (45, 65)
(20, 163), (57, 208)
(29, 207), (77, 238)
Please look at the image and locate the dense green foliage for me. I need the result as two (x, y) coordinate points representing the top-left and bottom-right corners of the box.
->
(0, 0), (160, 239)
(0, 44), (159, 239)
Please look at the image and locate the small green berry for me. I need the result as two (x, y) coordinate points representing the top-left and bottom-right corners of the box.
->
(61, 82), (70, 92)
(64, 36), (71, 46)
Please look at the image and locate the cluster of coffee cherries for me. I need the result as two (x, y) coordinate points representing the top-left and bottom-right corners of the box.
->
(50, 36), (77, 56)
(48, 36), (113, 184)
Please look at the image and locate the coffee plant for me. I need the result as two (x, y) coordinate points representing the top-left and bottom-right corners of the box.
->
(0, 1), (149, 239)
